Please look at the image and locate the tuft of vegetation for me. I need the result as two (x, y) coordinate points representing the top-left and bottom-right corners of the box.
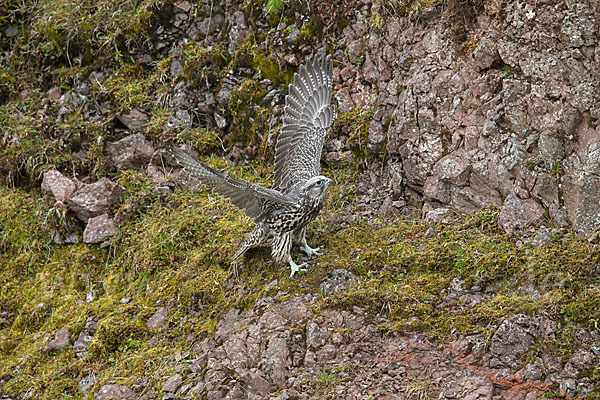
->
(95, 61), (171, 113)
(266, 0), (285, 15)
(379, 0), (444, 19)
(181, 44), (228, 89)
(405, 373), (434, 400)
(226, 79), (271, 149)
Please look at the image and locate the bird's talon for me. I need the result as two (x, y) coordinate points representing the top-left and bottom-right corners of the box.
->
(301, 245), (322, 257)
(289, 262), (308, 278)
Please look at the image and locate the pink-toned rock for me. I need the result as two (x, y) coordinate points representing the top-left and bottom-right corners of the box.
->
(222, 335), (252, 368)
(434, 151), (472, 186)
(237, 369), (272, 396)
(162, 374), (182, 393)
(498, 193), (545, 233)
(563, 132), (600, 235)
(95, 384), (134, 400)
(563, 174), (600, 236)
(44, 326), (70, 352)
(472, 31), (501, 71)
(68, 178), (125, 222)
(347, 39), (363, 63)
(116, 109), (149, 132)
(316, 344), (337, 362)
(334, 87), (355, 113)
(47, 87), (62, 101)
(214, 307), (242, 344)
(485, 314), (539, 368)
(105, 133), (153, 169)
(423, 175), (451, 203)
(261, 332), (289, 388)
(367, 120), (386, 153)
(174, 0), (192, 12)
(424, 207), (452, 224)
(270, 297), (310, 322)
(41, 170), (77, 202)
(306, 320), (325, 350)
(74, 317), (98, 358)
(362, 52), (379, 84)
(83, 214), (118, 244)
(283, 53), (298, 66)
(147, 306), (168, 331)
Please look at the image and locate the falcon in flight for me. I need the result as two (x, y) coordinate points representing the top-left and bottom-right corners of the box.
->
(172, 54), (335, 278)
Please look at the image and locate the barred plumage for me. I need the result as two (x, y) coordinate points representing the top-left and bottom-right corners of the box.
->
(171, 55), (335, 278)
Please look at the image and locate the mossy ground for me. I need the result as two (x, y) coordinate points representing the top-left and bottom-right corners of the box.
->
(2, 177), (600, 398)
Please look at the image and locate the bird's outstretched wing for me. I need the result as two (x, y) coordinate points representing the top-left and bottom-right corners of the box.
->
(171, 148), (295, 220)
(274, 54), (335, 192)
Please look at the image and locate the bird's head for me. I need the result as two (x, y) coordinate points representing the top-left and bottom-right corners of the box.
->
(301, 176), (333, 201)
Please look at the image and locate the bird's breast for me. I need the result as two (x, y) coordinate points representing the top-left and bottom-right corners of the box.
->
(265, 197), (324, 233)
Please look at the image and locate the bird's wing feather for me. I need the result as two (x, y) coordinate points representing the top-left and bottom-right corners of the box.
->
(171, 148), (295, 220)
(274, 54), (335, 191)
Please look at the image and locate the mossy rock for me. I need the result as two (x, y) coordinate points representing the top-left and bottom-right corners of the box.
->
(226, 79), (270, 147)
(331, 106), (376, 163)
(182, 44), (229, 89)
(89, 312), (148, 355)
(232, 41), (294, 85)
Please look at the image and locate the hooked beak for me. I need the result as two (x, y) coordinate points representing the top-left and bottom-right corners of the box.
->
(325, 178), (333, 187)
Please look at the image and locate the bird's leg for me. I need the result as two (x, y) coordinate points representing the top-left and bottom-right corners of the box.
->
(230, 259), (242, 279)
(288, 256), (308, 278)
(293, 227), (323, 256)
(299, 233), (322, 256)
(272, 232), (307, 278)
(301, 241), (322, 256)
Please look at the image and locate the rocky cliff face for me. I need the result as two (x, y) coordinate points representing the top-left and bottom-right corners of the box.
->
(340, 0), (599, 235)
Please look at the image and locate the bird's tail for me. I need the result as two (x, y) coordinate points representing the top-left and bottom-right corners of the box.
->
(232, 243), (250, 261)
(232, 223), (268, 261)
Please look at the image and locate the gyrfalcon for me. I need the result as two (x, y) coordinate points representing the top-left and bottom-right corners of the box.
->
(172, 54), (335, 277)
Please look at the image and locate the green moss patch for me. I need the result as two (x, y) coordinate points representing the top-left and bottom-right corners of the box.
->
(225, 79), (273, 150)
(331, 106), (376, 163)
(26, 0), (163, 65)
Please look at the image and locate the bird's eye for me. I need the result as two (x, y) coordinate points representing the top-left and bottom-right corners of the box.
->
(316, 180), (323, 186)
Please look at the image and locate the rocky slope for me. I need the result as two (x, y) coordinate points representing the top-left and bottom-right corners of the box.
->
(1, 0), (600, 399)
